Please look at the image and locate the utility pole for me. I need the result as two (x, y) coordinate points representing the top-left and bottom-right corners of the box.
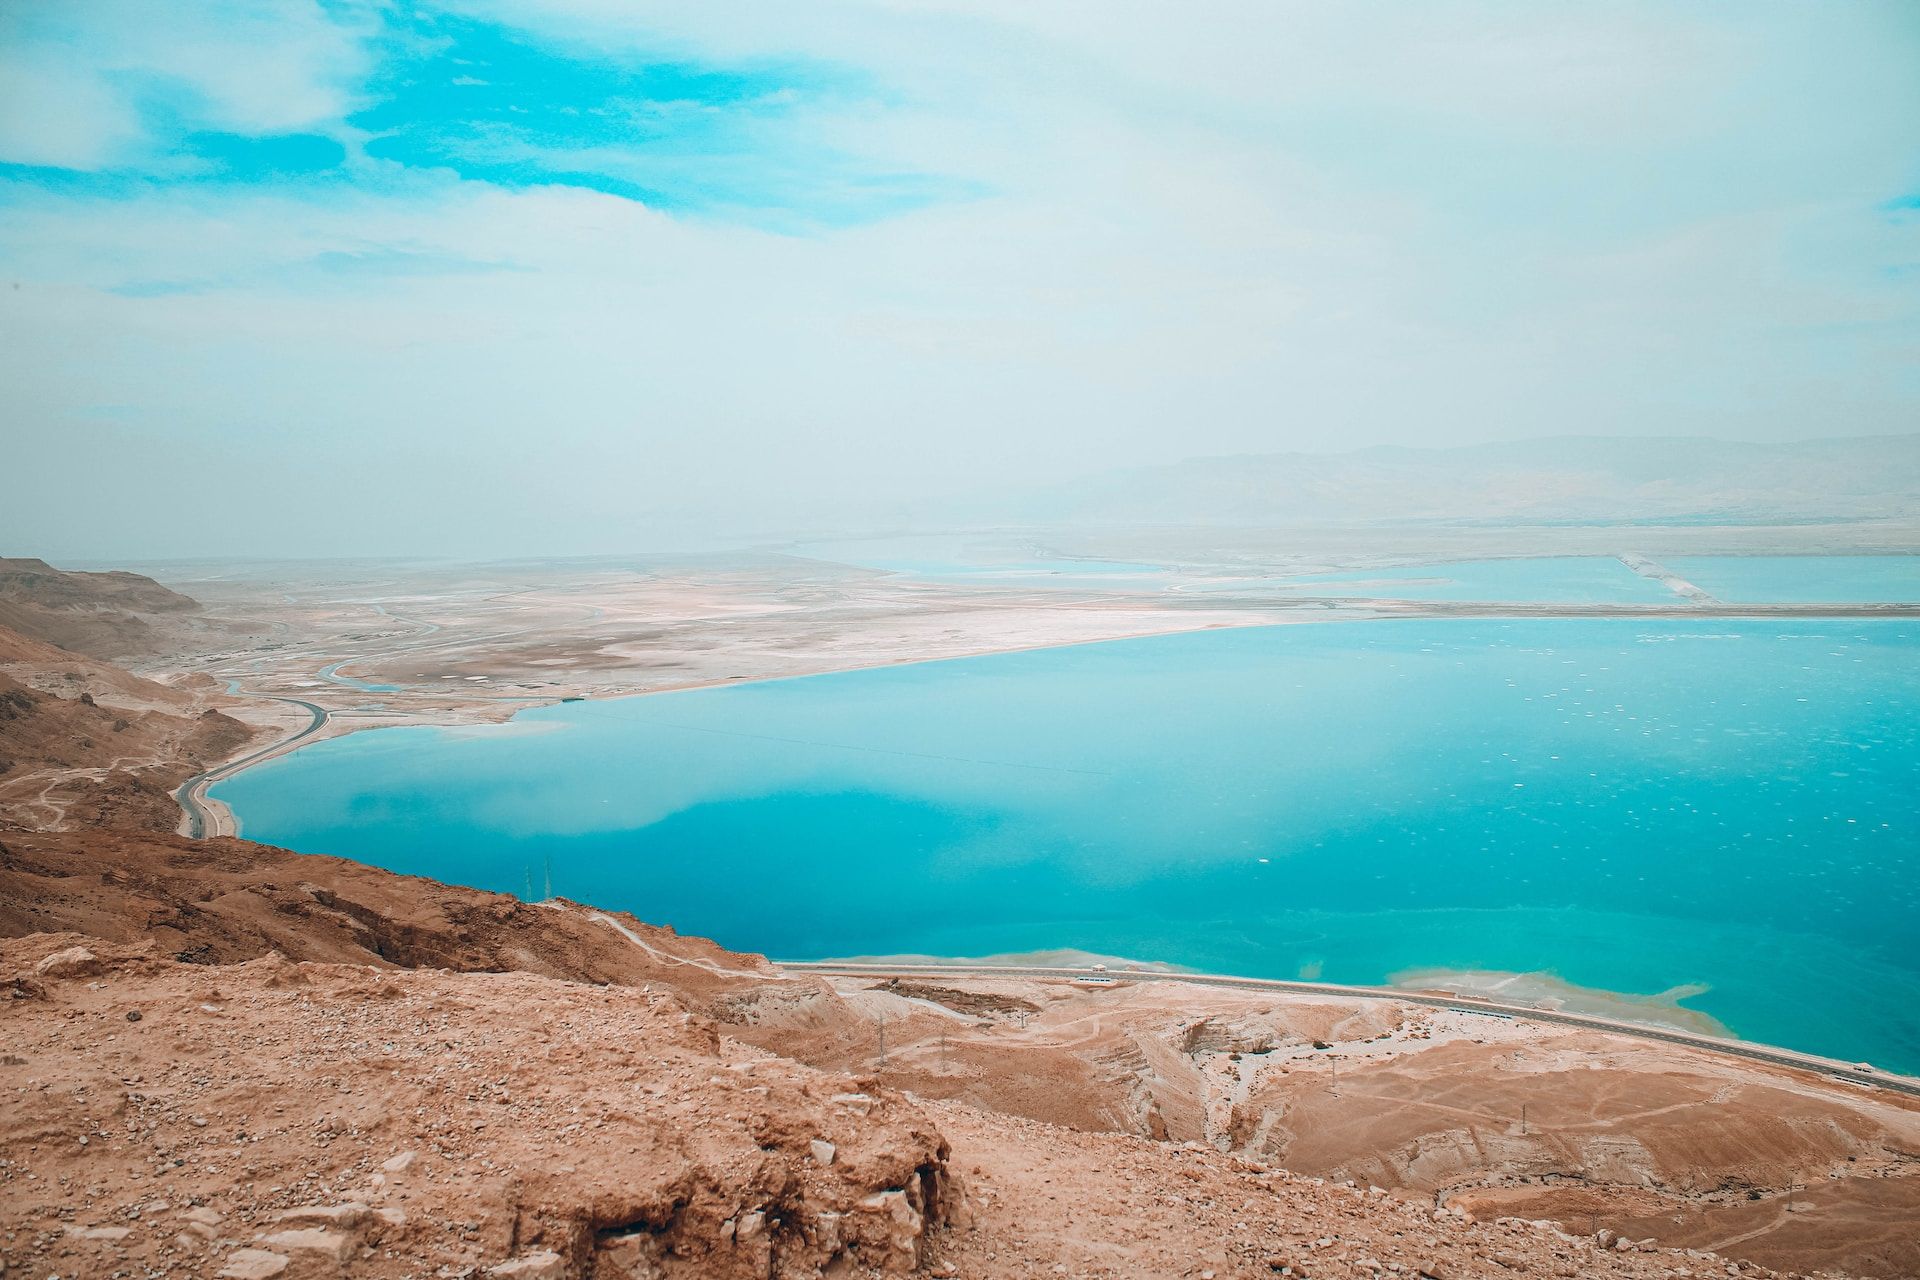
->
(1786, 1168), (1797, 1213)
(1520, 1103), (1529, 1135)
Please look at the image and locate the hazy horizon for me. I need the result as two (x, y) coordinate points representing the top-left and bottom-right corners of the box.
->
(4, 2), (1919, 558)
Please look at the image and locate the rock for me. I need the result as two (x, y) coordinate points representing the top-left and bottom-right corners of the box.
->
(381, 1149), (417, 1173)
(853, 1188), (927, 1272)
(1595, 1229), (1618, 1249)
(488, 1251), (566, 1279)
(217, 1251), (290, 1280)
(810, 1138), (837, 1166)
(256, 1227), (355, 1261)
(276, 1202), (370, 1229)
(1491, 1253), (1526, 1270)
(34, 946), (99, 978)
(831, 1092), (875, 1115)
(182, 1207), (223, 1227)
(64, 1225), (133, 1241)
(1613, 1237), (1634, 1252)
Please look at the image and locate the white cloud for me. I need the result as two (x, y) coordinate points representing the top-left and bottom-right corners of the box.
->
(2, 0), (1917, 557)
(0, 0), (372, 170)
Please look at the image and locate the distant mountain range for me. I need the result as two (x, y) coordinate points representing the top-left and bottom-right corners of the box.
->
(1062, 435), (1920, 525)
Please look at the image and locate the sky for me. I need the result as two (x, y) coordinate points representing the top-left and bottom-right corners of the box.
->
(2, 0), (1918, 558)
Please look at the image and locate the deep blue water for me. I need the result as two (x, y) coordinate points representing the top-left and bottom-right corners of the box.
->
(214, 619), (1920, 1073)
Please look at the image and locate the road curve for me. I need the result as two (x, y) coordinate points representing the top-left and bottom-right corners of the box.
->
(779, 961), (1920, 1100)
(174, 697), (329, 839)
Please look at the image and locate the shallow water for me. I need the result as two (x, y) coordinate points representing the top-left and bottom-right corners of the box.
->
(215, 618), (1920, 1073)
(1664, 555), (1919, 604)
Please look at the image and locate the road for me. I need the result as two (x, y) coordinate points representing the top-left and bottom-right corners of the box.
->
(173, 696), (329, 839)
(779, 961), (1920, 1099)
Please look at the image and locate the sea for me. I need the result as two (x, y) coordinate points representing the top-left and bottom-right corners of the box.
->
(214, 589), (1920, 1074)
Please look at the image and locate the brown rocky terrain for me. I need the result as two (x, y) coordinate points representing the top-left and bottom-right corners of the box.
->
(0, 828), (773, 995)
(4, 930), (1805, 1280)
(0, 630), (259, 832)
(2, 934), (962, 1280)
(0, 557), (206, 659)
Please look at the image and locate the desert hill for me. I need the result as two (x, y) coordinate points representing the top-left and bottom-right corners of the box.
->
(0, 622), (258, 832)
(0, 556), (204, 658)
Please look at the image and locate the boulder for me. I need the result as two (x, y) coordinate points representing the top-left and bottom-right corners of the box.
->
(34, 946), (100, 978)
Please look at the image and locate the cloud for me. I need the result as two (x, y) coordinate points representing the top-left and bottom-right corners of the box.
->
(0, 0), (371, 171)
(1, 0), (1918, 558)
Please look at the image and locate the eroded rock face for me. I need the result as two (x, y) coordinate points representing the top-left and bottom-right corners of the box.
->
(0, 936), (958, 1280)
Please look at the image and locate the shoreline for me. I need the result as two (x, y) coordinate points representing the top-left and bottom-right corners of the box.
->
(779, 959), (1920, 1096)
(176, 611), (1311, 835)
(174, 598), (1920, 832)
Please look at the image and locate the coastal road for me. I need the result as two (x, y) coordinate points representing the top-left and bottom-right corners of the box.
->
(174, 696), (329, 839)
(779, 961), (1920, 1099)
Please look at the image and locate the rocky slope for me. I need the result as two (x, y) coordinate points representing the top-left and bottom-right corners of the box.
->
(5, 932), (1787, 1280)
(2, 934), (961, 1280)
(0, 657), (256, 832)
(0, 828), (772, 994)
(0, 557), (203, 659)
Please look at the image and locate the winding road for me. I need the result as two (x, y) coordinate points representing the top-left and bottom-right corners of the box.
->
(173, 695), (329, 838)
(778, 961), (1920, 1099)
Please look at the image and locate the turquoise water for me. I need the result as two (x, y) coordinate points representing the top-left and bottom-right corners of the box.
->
(1665, 556), (1919, 604)
(1217, 557), (1681, 603)
(214, 619), (1920, 1073)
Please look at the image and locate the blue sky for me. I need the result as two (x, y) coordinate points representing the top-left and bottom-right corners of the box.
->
(2, 0), (1917, 556)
